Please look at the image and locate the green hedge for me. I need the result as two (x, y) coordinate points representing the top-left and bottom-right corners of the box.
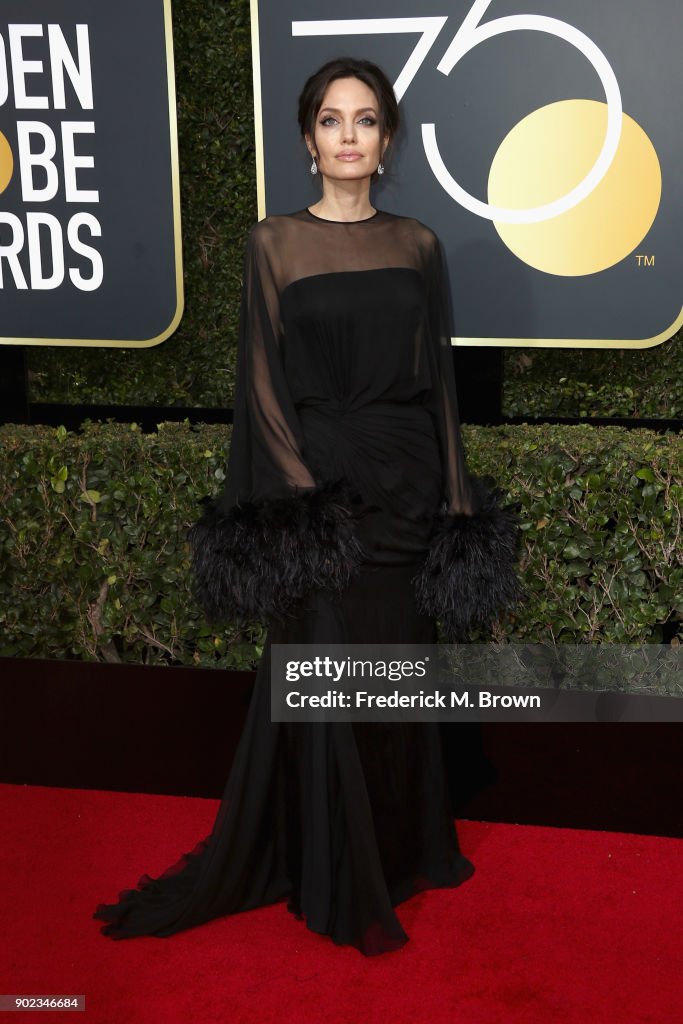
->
(503, 333), (683, 419)
(23, 0), (682, 422)
(1, 422), (681, 675)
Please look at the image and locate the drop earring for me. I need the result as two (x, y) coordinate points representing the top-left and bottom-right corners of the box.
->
(310, 156), (318, 175)
(377, 161), (385, 176)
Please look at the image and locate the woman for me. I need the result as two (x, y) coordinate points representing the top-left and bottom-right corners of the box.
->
(93, 57), (522, 956)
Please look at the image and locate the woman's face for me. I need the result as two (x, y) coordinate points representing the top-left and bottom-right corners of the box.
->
(306, 76), (388, 182)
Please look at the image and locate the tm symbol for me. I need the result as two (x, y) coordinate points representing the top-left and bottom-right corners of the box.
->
(635, 255), (655, 267)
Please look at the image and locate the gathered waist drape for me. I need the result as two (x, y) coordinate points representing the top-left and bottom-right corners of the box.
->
(297, 398), (443, 565)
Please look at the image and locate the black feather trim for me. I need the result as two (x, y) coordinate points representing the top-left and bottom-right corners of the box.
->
(412, 475), (525, 642)
(187, 478), (366, 626)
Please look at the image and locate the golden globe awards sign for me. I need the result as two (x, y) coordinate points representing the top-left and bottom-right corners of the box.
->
(0, 0), (182, 348)
(252, 0), (682, 349)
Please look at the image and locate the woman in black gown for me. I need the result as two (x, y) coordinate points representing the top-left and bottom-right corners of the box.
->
(93, 57), (522, 956)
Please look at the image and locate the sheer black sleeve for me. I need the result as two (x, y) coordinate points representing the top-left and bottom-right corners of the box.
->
(413, 235), (524, 641)
(187, 224), (365, 627)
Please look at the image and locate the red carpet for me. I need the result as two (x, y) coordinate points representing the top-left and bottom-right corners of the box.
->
(0, 782), (680, 1024)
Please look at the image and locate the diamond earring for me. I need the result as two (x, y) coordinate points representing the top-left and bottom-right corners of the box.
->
(377, 162), (385, 176)
(310, 156), (318, 175)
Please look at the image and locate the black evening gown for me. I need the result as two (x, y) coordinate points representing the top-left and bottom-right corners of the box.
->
(93, 208), (521, 955)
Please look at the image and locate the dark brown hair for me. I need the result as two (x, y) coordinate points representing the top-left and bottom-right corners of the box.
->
(297, 57), (400, 155)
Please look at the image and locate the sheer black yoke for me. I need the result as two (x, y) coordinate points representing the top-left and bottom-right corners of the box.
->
(189, 208), (523, 642)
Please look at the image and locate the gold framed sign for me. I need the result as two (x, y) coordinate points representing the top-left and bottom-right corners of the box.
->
(251, 0), (682, 348)
(0, 0), (182, 348)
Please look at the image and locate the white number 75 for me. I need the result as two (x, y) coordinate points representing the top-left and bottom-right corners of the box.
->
(292, 0), (623, 224)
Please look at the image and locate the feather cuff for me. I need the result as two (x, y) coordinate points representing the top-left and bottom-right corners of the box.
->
(187, 478), (366, 626)
(412, 476), (524, 642)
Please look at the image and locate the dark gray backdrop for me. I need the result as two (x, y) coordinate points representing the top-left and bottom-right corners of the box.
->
(256, 0), (683, 345)
(0, 0), (179, 344)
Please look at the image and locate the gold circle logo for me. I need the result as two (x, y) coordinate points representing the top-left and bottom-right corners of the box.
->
(488, 99), (662, 276)
(0, 131), (13, 194)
